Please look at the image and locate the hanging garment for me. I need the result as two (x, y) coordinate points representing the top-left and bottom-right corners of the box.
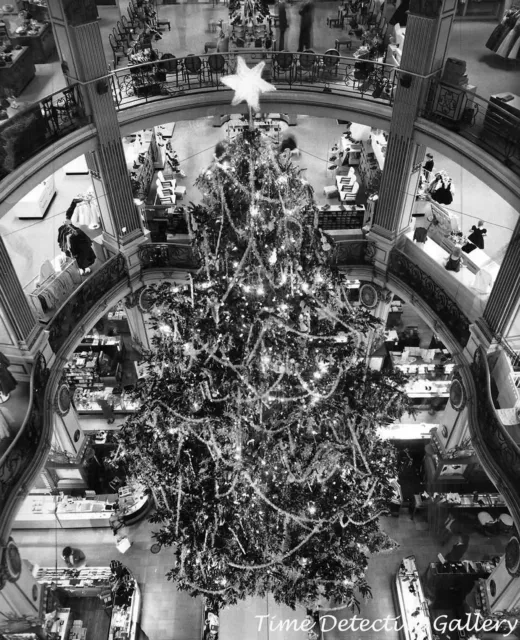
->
(429, 173), (454, 205)
(499, 18), (520, 58)
(0, 352), (17, 396)
(496, 17), (520, 57)
(486, 10), (516, 51)
(68, 227), (97, 270)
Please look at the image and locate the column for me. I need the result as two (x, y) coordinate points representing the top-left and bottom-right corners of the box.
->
(124, 288), (153, 353)
(47, 0), (143, 252)
(0, 237), (40, 368)
(483, 216), (520, 342)
(370, 0), (456, 262)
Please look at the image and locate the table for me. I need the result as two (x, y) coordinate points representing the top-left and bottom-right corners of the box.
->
(0, 46), (35, 96)
(10, 21), (55, 63)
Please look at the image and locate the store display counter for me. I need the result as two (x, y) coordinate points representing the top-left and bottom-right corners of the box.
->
(12, 490), (151, 530)
(0, 46), (36, 96)
(50, 608), (72, 640)
(10, 21), (55, 63)
(110, 582), (141, 640)
(37, 567), (113, 597)
(9, 174), (55, 219)
(395, 556), (433, 640)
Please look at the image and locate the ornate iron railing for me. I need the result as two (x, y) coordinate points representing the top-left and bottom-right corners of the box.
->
(0, 354), (49, 519)
(334, 239), (375, 265)
(420, 76), (520, 178)
(388, 248), (470, 347)
(0, 84), (89, 184)
(470, 347), (520, 528)
(47, 254), (128, 354)
(139, 240), (373, 270)
(138, 243), (199, 270)
(110, 51), (397, 111)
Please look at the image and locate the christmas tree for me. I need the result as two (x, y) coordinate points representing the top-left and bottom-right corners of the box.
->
(113, 62), (410, 613)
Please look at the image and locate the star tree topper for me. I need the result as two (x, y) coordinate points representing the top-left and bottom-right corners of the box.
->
(222, 57), (276, 113)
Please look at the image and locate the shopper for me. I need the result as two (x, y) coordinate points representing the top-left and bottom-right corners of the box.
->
(62, 547), (87, 569)
(298, 0), (314, 52)
(278, 0), (289, 51)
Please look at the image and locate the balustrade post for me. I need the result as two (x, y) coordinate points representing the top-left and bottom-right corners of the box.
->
(46, 0), (144, 255)
(369, 0), (456, 269)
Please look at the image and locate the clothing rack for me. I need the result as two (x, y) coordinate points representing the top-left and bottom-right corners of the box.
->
(27, 258), (82, 321)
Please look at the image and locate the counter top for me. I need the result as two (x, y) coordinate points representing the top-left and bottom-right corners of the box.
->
(395, 557), (433, 640)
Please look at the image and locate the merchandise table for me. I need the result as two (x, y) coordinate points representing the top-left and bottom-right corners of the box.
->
(0, 46), (35, 96)
(9, 21), (55, 63)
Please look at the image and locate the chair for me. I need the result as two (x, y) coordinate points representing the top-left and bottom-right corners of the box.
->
(174, 186), (187, 200)
(335, 37), (352, 53)
(204, 40), (218, 54)
(323, 185), (339, 198)
(296, 50), (317, 83)
(326, 15), (341, 27)
(478, 511), (498, 536)
(156, 178), (175, 196)
(321, 48), (340, 78)
(156, 13), (171, 31)
(121, 14), (139, 39)
(272, 51), (293, 84)
(159, 53), (180, 86)
(184, 55), (203, 88)
(207, 53), (226, 86)
(109, 33), (127, 68)
(157, 171), (175, 189)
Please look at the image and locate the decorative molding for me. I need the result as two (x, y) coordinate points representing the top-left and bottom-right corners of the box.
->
(505, 536), (520, 577)
(449, 372), (467, 412)
(54, 382), (72, 417)
(359, 284), (379, 309)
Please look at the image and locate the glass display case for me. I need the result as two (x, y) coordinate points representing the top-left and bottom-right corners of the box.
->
(395, 556), (433, 640)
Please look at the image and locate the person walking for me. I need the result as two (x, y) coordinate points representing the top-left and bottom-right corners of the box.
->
(278, 0), (289, 50)
(62, 547), (87, 569)
(298, 0), (314, 52)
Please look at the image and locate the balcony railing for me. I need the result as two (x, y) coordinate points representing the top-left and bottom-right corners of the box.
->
(420, 77), (520, 177)
(0, 84), (89, 184)
(47, 254), (128, 355)
(471, 347), (520, 529)
(110, 51), (397, 111)
(139, 243), (199, 270)
(138, 239), (375, 271)
(388, 247), (471, 347)
(0, 353), (49, 530)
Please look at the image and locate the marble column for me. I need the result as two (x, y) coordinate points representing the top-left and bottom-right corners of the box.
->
(47, 0), (143, 251)
(371, 0), (456, 255)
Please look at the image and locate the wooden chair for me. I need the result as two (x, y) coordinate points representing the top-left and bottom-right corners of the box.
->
(296, 50), (317, 83)
(109, 33), (127, 68)
(321, 48), (340, 78)
(273, 51), (294, 84)
(207, 53), (226, 85)
(184, 55), (203, 88)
